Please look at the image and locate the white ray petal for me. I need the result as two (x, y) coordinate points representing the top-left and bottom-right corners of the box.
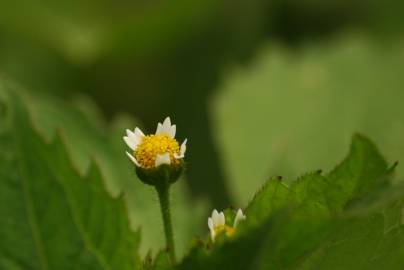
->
(156, 123), (163, 134)
(123, 136), (137, 150)
(125, 127), (144, 150)
(180, 138), (187, 155)
(156, 117), (175, 137)
(218, 212), (225, 226)
(157, 117), (174, 137)
(174, 138), (187, 159)
(134, 127), (145, 138)
(168, 124), (176, 138)
(163, 117), (172, 128)
(212, 209), (220, 225)
(208, 217), (214, 230)
(126, 152), (140, 167)
(126, 129), (135, 137)
(155, 153), (171, 167)
(161, 117), (171, 133)
(233, 209), (246, 228)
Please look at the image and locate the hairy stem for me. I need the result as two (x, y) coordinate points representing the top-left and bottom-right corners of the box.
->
(156, 184), (176, 264)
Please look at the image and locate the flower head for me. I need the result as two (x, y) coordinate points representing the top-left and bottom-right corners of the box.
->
(208, 208), (246, 242)
(124, 117), (187, 169)
(124, 117), (187, 185)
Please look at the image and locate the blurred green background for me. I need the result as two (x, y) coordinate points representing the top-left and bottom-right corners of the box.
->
(1, 0), (403, 253)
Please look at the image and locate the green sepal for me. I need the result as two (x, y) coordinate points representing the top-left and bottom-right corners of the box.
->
(135, 160), (184, 187)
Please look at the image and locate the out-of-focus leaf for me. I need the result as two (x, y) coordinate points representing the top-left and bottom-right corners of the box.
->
(213, 35), (404, 205)
(0, 0), (219, 64)
(0, 83), (140, 269)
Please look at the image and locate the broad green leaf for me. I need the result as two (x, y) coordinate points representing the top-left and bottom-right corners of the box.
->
(178, 134), (404, 269)
(213, 35), (404, 205)
(246, 171), (329, 227)
(294, 181), (404, 270)
(0, 84), (140, 268)
(325, 134), (389, 211)
(245, 176), (290, 225)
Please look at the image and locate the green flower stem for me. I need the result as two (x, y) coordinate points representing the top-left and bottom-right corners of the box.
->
(155, 183), (176, 264)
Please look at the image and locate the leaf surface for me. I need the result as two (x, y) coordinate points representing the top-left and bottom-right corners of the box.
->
(0, 84), (141, 269)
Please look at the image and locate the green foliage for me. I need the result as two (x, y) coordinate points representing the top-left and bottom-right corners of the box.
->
(325, 134), (389, 211)
(0, 81), (205, 267)
(1, 42), (404, 267)
(213, 35), (404, 205)
(1, 0), (404, 268)
(144, 251), (174, 270)
(0, 0), (219, 63)
(177, 134), (404, 269)
(0, 84), (141, 269)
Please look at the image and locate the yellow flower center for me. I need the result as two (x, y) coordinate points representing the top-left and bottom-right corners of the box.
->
(135, 134), (180, 169)
(214, 225), (236, 237)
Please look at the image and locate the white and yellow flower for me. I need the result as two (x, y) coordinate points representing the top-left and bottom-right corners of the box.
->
(124, 117), (187, 169)
(208, 209), (246, 242)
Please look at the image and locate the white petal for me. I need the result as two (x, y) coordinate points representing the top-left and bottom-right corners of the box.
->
(175, 139), (187, 159)
(161, 117), (172, 134)
(212, 209), (220, 225)
(180, 138), (187, 155)
(163, 117), (172, 128)
(126, 152), (140, 167)
(123, 136), (137, 150)
(162, 118), (173, 137)
(124, 127), (144, 150)
(156, 117), (176, 138)
(218, 212), (225, 226)
(208, 216), (216, 242)
(155, 153), (171, 167)
(134, 127), (145, 138)
(156, 123), (163, 134)
(208, 217), (214, 230)
(126, 129), (135, 137)
(168, 124), (176, 138)
(233, 209), (246, 228)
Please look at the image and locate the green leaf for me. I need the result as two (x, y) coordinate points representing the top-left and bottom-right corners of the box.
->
(177, 134), (404, 269)
(325, 134), (389, 211)
(245, 176), (290, 225)
(0, 84), (141, 268)
(144, 251), (174, 270)
(4, 83), (206, 257)
(213, 36), (404, 206)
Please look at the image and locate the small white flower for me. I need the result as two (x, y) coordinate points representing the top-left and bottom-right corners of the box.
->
(123, 117), (187, 169)
(208, 209), (226, 242)
(207, 208), (246, 242)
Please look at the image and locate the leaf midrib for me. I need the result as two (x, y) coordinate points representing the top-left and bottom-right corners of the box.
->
(16, 134), (50, 270)
(13, 103), (111, 270)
